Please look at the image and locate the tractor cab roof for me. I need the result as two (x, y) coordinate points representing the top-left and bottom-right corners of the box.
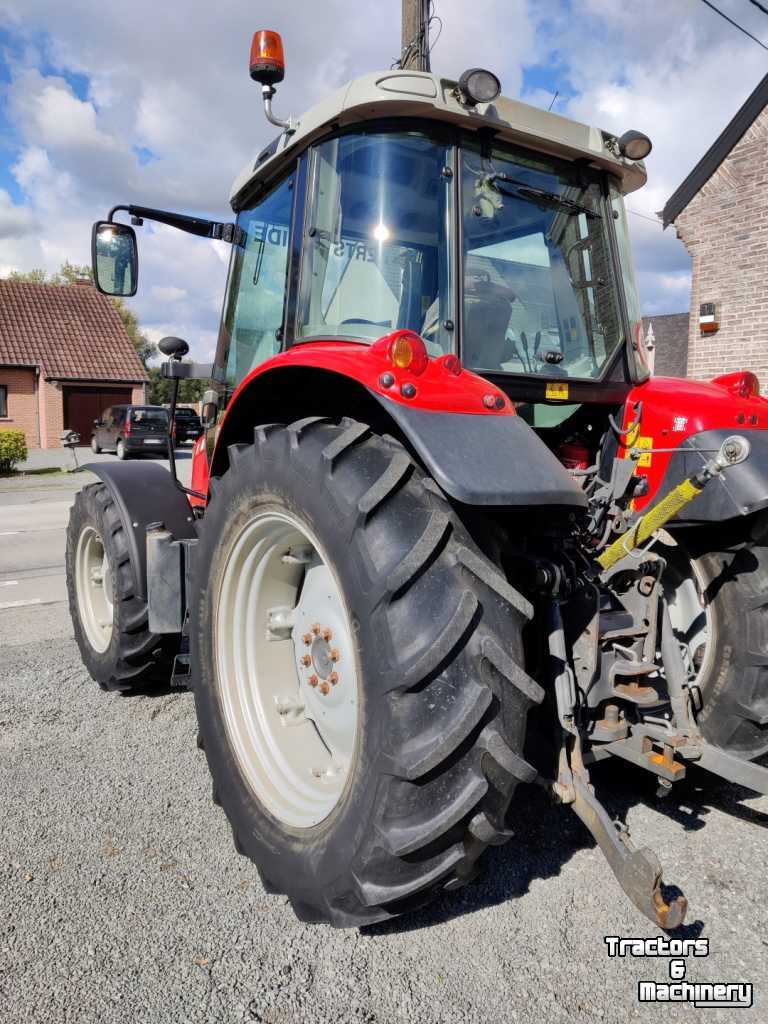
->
(230, 70), (647, 208)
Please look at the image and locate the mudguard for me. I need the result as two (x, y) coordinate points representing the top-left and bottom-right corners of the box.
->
(652, 428), (768, 522)
(83, 461), (197, 599)
(371, 395), (588, 507)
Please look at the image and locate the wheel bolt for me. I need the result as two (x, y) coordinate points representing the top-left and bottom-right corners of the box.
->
(319, 681), (331, 696)
(311, 623), (321, 635)
(308, 674), (319, 687)
(301, 655), (311, 667)
(330, 648), (340, 662)
(322, 627), (333, 641)
(329, 671), (339, 685)
(302, 633), (312, 646)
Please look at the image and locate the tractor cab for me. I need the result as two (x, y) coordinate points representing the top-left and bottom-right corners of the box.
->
(218, 58), (650, 426)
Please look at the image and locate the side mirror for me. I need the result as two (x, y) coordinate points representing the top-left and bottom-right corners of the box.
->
(91, 221), (138, 297)
(93, 418), (100, 426)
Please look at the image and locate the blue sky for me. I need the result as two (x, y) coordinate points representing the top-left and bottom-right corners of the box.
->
(1, 0), (767, 360)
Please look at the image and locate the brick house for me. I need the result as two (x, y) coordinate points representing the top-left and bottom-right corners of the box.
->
(641, 312), (689, 377)
(0, 279), (148, 448)
(662, 72), (768, 388)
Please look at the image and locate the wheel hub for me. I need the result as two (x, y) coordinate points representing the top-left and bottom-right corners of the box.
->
(215, 509), (359, 829)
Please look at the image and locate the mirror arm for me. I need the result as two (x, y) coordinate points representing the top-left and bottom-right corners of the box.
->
(161, 361), (214, 380)
(108, 205), (245, 245)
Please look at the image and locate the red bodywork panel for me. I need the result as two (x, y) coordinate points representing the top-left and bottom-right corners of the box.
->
(189, 335), (513, 506)
(620, 374), (768, 511)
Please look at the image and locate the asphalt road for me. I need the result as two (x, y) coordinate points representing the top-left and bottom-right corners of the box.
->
(1, 459), (767, 1023)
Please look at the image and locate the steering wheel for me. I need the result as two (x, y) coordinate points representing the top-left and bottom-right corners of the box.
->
(464, 271), (517, 305)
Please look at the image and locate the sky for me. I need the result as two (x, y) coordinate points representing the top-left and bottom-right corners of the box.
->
(0, 0), (767, 362)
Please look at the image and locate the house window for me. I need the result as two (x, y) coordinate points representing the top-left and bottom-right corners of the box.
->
(0, 385), (7, 418)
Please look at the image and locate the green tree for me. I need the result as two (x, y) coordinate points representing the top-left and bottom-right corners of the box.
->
(8, 261), (157, 368)
(147, 367), (207, 406)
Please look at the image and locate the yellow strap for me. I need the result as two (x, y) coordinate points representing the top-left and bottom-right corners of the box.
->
(597, 478), (703, 571)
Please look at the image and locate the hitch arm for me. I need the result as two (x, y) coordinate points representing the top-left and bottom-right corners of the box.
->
(570, 773), (687, 930)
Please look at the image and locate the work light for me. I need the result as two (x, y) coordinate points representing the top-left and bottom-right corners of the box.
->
(458, 68), (501, 106)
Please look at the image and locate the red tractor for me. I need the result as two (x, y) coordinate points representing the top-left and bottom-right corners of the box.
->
(67, 32), (768, 929)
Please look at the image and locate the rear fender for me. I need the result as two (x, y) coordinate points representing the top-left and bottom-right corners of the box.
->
(621, 375), (768, 514)
(83, 461), (197, 600)
(210, 342), (586, 508)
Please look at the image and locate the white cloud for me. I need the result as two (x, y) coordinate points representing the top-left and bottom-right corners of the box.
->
(0, 0), (766, 344)
(150, 285), (188, 303)
(0, 188), (37, 239)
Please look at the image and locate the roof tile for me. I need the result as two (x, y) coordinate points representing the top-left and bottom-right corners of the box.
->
(0, 280), (148, 382)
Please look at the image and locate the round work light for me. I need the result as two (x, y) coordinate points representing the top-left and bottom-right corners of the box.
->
(618, 130), (652, 161)
(458, 68), (501, 106)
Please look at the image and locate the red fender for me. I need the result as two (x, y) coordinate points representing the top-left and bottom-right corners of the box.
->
(190, 333), (512, 506)
(620, 373), (768, 511)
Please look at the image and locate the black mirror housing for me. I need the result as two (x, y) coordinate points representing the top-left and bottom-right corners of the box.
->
(91, 220), (138, 297)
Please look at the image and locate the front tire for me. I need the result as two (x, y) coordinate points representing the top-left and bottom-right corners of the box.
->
(66, 483), (178, 691)
(191, 418), (542, 926)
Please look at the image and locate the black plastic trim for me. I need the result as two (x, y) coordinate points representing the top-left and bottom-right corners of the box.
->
(368, 392), (588, 507)
(653, 428), (768, 522)
(83, 462), (198, 600)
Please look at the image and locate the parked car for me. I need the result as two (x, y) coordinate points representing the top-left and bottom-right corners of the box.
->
(91, 405), (171, 460)
(171, 406), (203, 444)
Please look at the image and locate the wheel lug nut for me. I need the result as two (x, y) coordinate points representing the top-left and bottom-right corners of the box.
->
(311, 622), (321, 635)
(330, 648), (340, 662)
(319, 681), (331, 696)
(302, 633), (312, 646)
(301, 655), (311, 667)
(329, 671), (339, 685)
(322, 627), (332, 641)
(308, 674), (319, 687)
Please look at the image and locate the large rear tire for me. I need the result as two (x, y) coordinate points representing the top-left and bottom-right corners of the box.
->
(191, 417), (543, 926)
(664, 514), (768, 759)
(66, 482), (178, 691)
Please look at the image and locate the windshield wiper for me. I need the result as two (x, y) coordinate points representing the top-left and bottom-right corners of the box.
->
(484, 174), (601, 219)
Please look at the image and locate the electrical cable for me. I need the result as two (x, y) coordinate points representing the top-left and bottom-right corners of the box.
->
(746, 0), (768, 18)
(698, 0), (768, 50)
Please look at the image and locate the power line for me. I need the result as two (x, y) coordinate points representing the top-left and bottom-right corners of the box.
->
(746, 0), (768, 18)
(698, 0), (768, 51)
(628, 208), (662, 224)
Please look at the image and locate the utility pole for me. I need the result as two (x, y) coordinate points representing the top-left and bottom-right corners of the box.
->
(401, 0), (431, 72)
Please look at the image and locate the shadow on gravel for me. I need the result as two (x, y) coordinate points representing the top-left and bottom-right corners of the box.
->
(363, 756), (767, 938)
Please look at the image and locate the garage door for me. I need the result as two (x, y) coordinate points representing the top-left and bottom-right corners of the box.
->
(63, 387), (132, 442)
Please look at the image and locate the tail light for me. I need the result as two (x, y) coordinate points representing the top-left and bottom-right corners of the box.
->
(371, 330), (429, 376)
(712, 370), (760, 399)
(124, 415), (131, 435)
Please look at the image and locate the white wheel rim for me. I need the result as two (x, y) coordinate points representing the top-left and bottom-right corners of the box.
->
(214, 509), (359, 828)
(663, 549), (713, 686)
(75, 525), (114, 653)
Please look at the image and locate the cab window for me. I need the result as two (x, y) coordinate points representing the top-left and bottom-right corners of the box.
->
(220, 172), (294, 388)
(297, 131), (454, 355)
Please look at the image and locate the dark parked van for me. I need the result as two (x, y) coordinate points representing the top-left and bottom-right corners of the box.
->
(91, 405), (171, 460)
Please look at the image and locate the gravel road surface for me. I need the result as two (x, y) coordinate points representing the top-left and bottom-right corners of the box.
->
(1, 471), (767, 1023)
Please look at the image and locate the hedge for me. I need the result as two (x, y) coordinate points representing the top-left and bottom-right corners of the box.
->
(0, 429), (28, 473)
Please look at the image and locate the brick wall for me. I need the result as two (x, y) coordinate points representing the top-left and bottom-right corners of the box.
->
(0, 367), (39, 448)
(674, 106), (768, 389)
(131, 384), (147, 404)
(40, 378), (65, 449)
